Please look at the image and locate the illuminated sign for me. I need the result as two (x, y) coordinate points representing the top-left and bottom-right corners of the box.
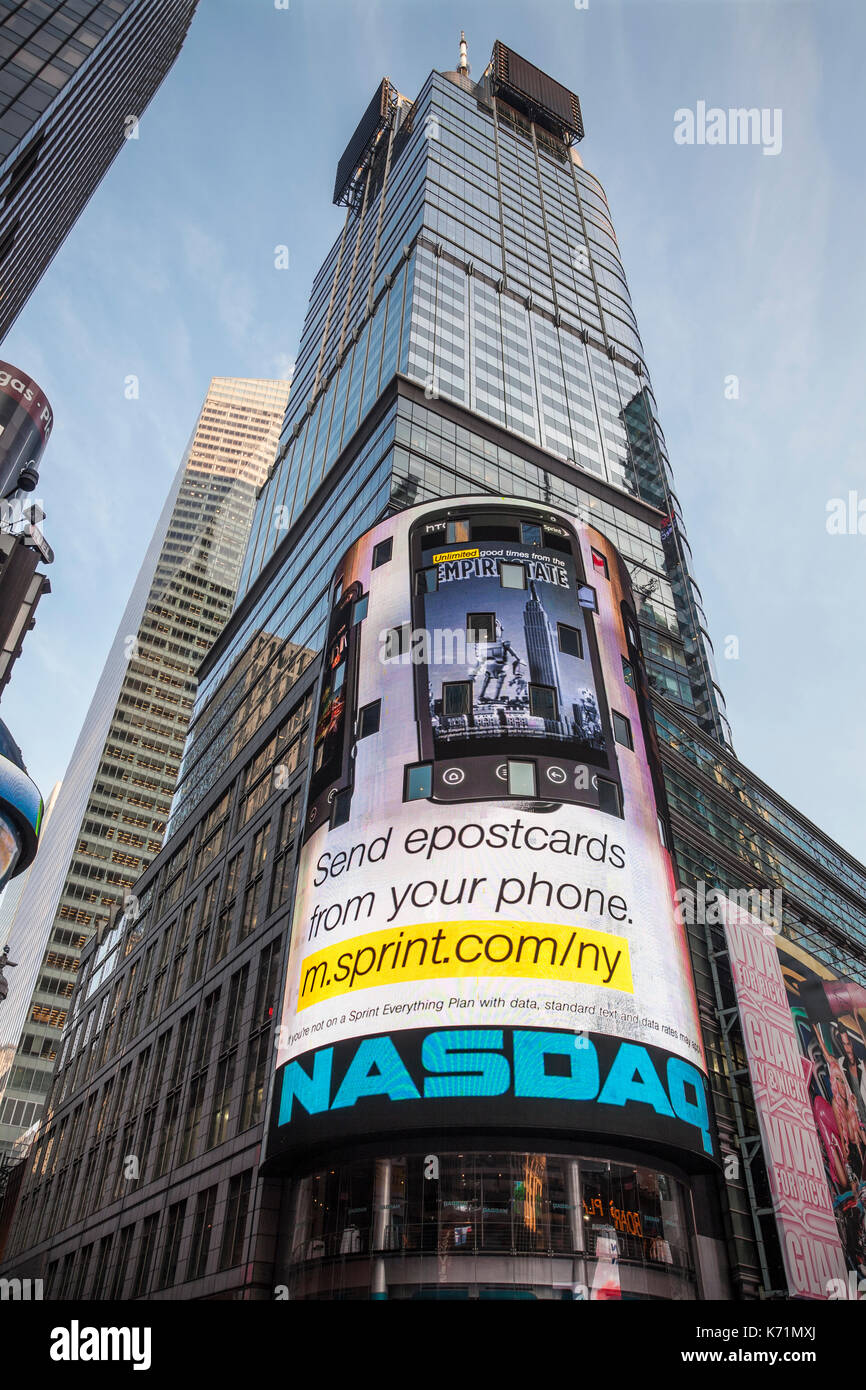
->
(777, 935), (866, 1296)
(276, 1027), (713, 1160)
(0, 361), (52, 499)
(268, 499), (713, 1167)
(0, 737), (42, 883)
(721, 898), (848, 1298)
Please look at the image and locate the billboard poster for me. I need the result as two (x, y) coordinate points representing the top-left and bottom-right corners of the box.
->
(268, 498), (714, 1167)
(778, 937), (866, 1291)
(422, 537), (605, 762)
(721, 897), (849, 1298)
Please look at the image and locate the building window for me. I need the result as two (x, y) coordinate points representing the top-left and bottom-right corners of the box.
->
(443, 681), (473, 718)
(591, 548), (609, 578)
(612, 711), (633, 749)
(241, 1031), (271, 1130)
(109, 1223), (135, 1300)
(597, 778), (622, 817)
(157, 1201), (186, 1291)
(180, 1072), (208, 1168)
(557, 623), (583, 658)
(331, 787), (352, 828)
(507, 761), (536, 797)
(91, 1234), (114, 1301)
(446, 519), (470, 544)
(187, 1186), (218, 1282)
(252, 936), (283, 1028)
(189, 888), (213, 984)
(405, 763), (433, 801)
(71, 1243), (93, 1300)
(216, 974), (244, 1059)
(577, 584), (598, 612)
(622, 658), (635, 689)
(219, 1169), (252, 1270)
(239, 872), (264, 944)
(416, 566), (438, 593)
(352, 594), (368, 625)
(56, 1251), (76, 1300)
(358, 700), (381, 738)
(467, 611), (495, 642)
(137, 1106), (157, 1185)
(155, 1091), (181, 1179)
(529, 684), (558, 721)
(207, 1052), (237, 1149)
(500, 561), (526, 590)
(193, 791), (231, 880)
(170, 1012), (195, 1088)
(269, 796), (299, 913)
(382, 622), (410, 660)
(521, 522), (543, 546)
(0, 217), (20, 266)
(132, 1213), (159, 1298)
(194, 990), (220, 1071)
(372, 537), (392, 568)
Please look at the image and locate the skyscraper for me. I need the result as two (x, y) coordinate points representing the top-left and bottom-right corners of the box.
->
(172, 37), (729, 841)
(3, 39), (865, 1306)
(0, 376), (290, 1154)
(523, 581), (563, 707)
(0, 0), (198, 341)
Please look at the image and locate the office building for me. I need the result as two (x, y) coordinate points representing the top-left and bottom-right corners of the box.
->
(0, 0), (198, 341)
(2, 41), (864, 1304)
(0, 376), (290, 1155)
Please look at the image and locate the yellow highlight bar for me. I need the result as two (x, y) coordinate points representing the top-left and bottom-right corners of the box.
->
(431, 547), (480, 563)
(297, 920), (633, 1011)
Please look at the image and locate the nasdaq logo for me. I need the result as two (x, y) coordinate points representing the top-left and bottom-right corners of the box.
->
(278, 1028), (713, 1156)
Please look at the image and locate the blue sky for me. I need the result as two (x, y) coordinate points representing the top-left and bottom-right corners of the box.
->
(3, 0), (865, 861)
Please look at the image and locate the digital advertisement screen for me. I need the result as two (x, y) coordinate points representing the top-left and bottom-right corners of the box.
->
(721, 898), (848, 1298)
(268, 498), (713, 1169)
(0, 361), (52, 498)
(779, 936), (866, 1291)
(420, 532), (606, 763)
(0, 746), (42, 877)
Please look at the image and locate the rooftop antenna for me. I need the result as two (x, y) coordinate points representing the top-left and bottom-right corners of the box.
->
(457, 31), (470, 75)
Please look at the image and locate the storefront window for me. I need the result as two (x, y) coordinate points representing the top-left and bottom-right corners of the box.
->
(284, 1150), (697, 1299)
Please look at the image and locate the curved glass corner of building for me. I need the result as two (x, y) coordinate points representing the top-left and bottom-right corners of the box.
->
(277, 1149), (699, 1301)
(0, 719), (42, 890)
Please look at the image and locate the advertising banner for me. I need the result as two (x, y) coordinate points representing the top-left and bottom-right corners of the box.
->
(778, 937), (866, 1293)
(269, 499), (713, 1166)
(721, 897), (848, 1297)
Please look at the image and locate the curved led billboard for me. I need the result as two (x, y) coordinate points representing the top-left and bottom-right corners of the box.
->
(0, 361), (52, 499)
(0, 719), (42, 886)
(268, 497), (715, 1169)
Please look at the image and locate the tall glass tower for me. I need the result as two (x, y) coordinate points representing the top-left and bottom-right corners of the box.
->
(0, 377), (289, 1154)
(171, 37), (730, 845)
(161, 40), (732, 1300)
(14, 40), (864, 1306)
(0, 0), (198, 341)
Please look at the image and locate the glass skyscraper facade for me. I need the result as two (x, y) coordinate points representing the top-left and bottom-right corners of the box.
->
(0, 0), (198, 340)
(0, 377), (289, 1155)
(2, 41), (865, 1305)
(169, 50), (730, 850)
